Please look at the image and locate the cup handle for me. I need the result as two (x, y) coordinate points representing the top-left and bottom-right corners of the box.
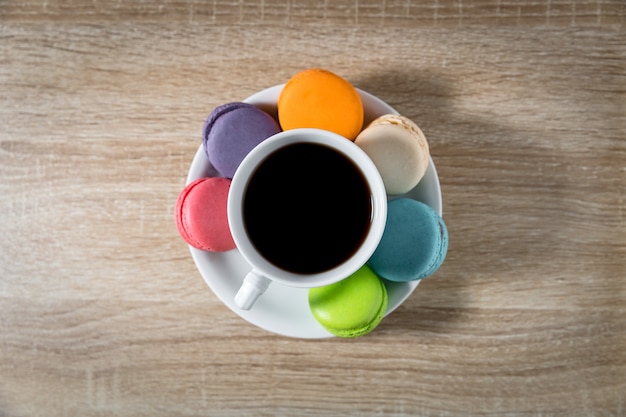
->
(234, 269), (271, 310)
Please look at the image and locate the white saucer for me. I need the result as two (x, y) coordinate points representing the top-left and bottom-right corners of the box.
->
(186, 84), (442, 338)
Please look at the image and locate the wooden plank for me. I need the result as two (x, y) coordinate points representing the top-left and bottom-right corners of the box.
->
(1, 13), (624, 417)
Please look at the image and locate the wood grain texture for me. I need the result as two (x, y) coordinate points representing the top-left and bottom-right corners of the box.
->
(1, 2), (625, 416)
(1, 0), (624, 27)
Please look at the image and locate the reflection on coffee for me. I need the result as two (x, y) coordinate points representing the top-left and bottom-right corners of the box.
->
(243, 143), (372, 274)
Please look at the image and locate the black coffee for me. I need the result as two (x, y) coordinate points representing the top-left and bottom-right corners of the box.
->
(243, 142), (372, 274)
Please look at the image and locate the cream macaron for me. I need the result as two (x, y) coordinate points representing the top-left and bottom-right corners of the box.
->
(355, 114), (430, 195)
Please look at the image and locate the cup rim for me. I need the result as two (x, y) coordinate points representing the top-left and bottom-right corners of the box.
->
(228, 128), (387, 288)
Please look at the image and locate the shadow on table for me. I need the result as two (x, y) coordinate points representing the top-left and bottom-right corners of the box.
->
(354, 64), (624, 336)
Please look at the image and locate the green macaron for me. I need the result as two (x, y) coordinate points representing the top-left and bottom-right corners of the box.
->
(308, 265), (388, 338)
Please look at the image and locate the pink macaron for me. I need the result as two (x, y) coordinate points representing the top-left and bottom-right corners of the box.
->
(175, 177), (236, 252)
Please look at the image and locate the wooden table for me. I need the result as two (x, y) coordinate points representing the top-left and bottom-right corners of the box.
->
(1, 2), (624, 416)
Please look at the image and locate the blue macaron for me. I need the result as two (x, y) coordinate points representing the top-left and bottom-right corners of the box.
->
(368, 198), (448, 282)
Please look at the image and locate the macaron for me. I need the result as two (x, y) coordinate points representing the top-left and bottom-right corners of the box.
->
(355, 114), (430, 195)
(368, 198), (448, 282)
(278, 68), (364, 140)
(203, 102), (281, 178)
(174, 177), (236, 252)
(308, 265), (388, 338)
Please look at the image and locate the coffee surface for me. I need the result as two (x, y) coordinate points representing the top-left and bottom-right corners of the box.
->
(243, 142), (372, 274)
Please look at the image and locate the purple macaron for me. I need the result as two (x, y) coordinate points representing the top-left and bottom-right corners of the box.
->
(203, 102), (282, 178)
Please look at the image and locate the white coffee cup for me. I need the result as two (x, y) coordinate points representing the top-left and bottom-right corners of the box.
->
(228, 128), (387, 310)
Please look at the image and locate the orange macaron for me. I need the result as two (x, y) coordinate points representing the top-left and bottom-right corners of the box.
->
(277, 69), (364, 141)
